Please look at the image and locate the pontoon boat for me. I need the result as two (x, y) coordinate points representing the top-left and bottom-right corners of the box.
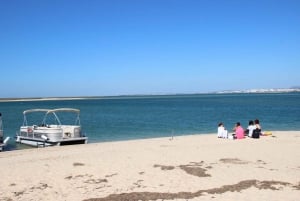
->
(0, 113), (10, 151)
(16, 108), (88, 147)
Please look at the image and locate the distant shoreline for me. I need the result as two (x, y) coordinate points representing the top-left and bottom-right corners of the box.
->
(0, 97), (89, 102)
(1, 91), (300, 102)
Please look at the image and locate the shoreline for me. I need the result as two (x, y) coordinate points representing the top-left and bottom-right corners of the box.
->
(1, 131), (299, 200)
(7, 129), (300, 152)
(1, 91), (300, 102)
(3, 130), (299, 153)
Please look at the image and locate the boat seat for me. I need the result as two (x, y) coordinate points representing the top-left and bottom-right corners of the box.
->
(63, 126), (73, 138)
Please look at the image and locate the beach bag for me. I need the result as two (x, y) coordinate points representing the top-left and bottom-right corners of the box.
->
(252, 129), (261, 139)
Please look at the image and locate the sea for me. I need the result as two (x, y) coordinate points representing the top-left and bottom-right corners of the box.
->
(1, 93), (300, 151)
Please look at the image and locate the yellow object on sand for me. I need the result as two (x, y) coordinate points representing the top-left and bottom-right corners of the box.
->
(263, 131), (272, 136)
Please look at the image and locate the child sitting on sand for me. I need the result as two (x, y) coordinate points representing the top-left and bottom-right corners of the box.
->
(233, 122), (244, 139)
(252, 119), (262, 138)
(246, 120), (256, 137)
(217, 122), (228, 138)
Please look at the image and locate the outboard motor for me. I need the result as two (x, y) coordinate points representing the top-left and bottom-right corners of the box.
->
(0, 113), (3, 143)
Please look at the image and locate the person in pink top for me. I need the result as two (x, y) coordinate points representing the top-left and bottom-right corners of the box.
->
(233, 122), (244, 139)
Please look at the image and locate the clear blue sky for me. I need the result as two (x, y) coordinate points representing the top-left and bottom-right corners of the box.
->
(0, 0), (299, 98)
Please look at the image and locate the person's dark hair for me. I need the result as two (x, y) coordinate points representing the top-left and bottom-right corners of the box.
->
(249, 120), (254, 125)
(236, 122), (240, 126)
(218, 122), (223, 127)
(254, 119), (260, 124)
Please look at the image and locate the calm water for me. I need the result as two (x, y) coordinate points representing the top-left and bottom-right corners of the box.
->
(1, 93), (300, 151)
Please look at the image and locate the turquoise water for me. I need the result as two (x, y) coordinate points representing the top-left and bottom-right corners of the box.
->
(1, 93), (300, 151)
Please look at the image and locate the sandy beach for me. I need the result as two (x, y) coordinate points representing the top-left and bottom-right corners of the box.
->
(0, 131), (299, 201)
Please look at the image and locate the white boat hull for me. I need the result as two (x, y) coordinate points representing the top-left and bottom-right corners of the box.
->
(16, 135), (88, 147)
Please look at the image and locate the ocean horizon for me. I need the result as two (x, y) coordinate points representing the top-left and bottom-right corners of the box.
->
(1, 92), (300, 151)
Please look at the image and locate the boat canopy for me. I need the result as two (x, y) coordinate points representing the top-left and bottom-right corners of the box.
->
(22, 108), (81, 126)
(46, 108), (80, 114)
(23, 108), (80, 115)
(23, 109), (50, 115)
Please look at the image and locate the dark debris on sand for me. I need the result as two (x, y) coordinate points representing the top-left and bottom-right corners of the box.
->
(84, 180), (298, 201)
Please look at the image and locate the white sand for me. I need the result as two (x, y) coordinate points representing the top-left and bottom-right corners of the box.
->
(0, 131), (299, 201)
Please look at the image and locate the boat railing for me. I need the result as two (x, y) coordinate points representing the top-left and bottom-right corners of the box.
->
(20, 126), (43, 139)
(21, 125), (75, 140)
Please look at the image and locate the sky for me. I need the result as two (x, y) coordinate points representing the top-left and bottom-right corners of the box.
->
(0, 0), (299, 98)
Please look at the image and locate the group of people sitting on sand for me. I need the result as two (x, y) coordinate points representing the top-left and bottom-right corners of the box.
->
(217, 119), (262, 139)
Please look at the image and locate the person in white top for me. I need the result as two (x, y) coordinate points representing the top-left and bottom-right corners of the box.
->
(247, 120), (256, 137)
(218, 122), (228, 138)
